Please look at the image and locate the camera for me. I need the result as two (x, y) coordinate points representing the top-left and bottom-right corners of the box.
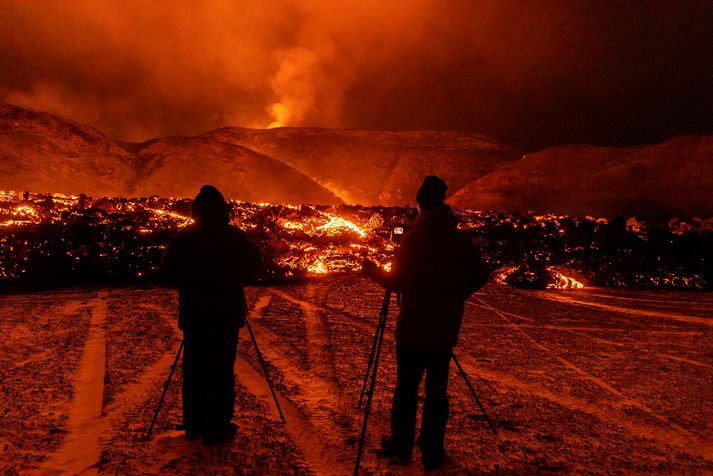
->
(390, 225), (407, 244)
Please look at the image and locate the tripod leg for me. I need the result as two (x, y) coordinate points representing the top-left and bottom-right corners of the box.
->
(145, 339), (184, 440)
(452, 353), (497, 435)
(357, 291), (391, 409)
(245, 317), (285, 422)
(354, 292), (390, 475)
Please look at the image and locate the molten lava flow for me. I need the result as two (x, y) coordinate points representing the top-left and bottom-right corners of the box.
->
(1, 203), (40, 227)
(148, 208), (194, 228)
(496, 265), (585, 290)
(316, 216), (366, 238)
(0, 191), (709, 290)
(494, 266), (519, 285)
(546, 269), (585, 290)
(281, 221), (303, 230)
(308, 261), (328, 274)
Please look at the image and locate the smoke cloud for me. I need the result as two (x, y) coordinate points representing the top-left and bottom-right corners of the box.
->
(1, 0), (710, 149)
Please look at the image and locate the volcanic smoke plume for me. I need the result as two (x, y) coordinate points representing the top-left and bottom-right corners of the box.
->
(1, 0), (711, 149)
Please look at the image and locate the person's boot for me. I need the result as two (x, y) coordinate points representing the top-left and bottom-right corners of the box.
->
(176, 423), (202, 441)
(422, 449), (447, 471)
(379, 436), (412, 463)
(202, 422), (237, 445)
(185, 429), (202, 441)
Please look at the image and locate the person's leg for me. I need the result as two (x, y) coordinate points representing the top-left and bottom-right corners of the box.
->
(421, 349), (452, 469)
(181, 334), (203, 439)
(217, 333), (238, 427)
(389, 346), (426, 459)
(202, 332), (238, 443)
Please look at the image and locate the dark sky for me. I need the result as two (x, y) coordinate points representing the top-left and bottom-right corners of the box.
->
(1, 0), (710, 150)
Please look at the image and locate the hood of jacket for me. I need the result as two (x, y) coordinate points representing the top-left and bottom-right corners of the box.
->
(414, 204), (458, 232)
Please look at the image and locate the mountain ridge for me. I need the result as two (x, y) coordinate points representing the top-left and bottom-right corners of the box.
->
(1, 103), (520, 205)
(449, 134), (713, 218)
(2, 103), (711, 217)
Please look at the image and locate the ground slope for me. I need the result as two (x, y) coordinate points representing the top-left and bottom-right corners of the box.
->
(129, 134), (340, 204)
(450, 135), (713, 218)
(203, 127), (521, 205)
(0, 103), (519, 205)
(0, 103), (137, 197)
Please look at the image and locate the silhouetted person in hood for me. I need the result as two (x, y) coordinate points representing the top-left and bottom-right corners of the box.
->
(363, 176), (488, 470)
(162, 185), (262, 444)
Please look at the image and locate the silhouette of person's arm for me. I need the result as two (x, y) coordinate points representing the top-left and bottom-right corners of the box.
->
(363, 234), (417, 292)
(235, 230), (263, 284)
(461, 236), (489, 298)
(161, 232), (185, 288)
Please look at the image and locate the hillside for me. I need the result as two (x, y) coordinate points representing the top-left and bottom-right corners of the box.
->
(1, 103), (518, 205)
(0, 103), (137, 197)
(3, 103), (712, 217)
(129, 135), (339, 204)
(201, 127), (521, 205)
(450, 135), (713, 218)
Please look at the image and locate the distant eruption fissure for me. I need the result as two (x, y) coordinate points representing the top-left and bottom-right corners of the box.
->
(265, 46), (324, 129)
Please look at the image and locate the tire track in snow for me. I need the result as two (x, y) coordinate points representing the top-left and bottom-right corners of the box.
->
(270, 287), (338, 382)
(234, 355), (352, 475)
(473, 296), (713, 461)
(457, 354), (713, 462)
(581, 291), (713, 308)
(39, 291), (181, 474)
(467, 299), (709, 363)
(274, 287), (382, 334)
(535, 292), (713, 327)
(39, 292), (107, 475)
(466, 300), (704, 336)
(239, 288), (358, 475)
(266, 287), (415, 476)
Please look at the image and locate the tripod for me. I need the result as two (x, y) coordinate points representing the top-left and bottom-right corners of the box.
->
(145, 339), (184, 440)
(245, 316), (285, 421)
(451, 353), (497, 435)
(145, 316), (284, 440)
(353, 292), (497, 475)
(354, 289), (391, 475)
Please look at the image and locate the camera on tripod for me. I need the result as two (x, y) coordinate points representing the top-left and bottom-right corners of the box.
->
(390, 224), (408, 245)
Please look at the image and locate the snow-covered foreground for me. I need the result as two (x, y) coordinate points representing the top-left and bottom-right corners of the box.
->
(1, 278), (712, 474)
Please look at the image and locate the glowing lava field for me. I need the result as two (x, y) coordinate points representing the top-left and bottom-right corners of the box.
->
(1, 191), (712, 291)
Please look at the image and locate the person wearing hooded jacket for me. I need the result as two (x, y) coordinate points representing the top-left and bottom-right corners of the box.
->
(162, 185), (262, 444)
(363, 175), (489, 471)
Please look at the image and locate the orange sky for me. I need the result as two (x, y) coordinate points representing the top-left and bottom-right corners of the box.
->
(0, 0), (710, 150)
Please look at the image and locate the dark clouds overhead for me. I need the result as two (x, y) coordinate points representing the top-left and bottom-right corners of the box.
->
(1, 0), (710, 150)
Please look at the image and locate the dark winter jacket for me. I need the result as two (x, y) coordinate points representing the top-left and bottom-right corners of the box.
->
(161, 223), (262, 335)
(377, 205), (488, 350)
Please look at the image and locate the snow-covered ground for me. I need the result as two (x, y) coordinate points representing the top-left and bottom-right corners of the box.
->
(1, 278), (712, 474)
